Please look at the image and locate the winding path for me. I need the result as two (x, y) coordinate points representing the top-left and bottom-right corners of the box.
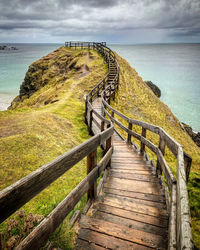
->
(75, 44), (168, 249)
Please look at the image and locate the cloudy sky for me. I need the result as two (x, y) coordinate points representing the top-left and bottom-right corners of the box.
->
(0, 0), (200, 44)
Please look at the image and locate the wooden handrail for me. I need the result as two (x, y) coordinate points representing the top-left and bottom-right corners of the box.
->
(79, 41), (192, 250)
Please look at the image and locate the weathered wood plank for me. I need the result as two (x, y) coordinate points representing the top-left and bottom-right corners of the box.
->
(109, 168), (155, 175)
(93, 210), (167, 236)
(103, 187), (165, 203)
(101, 195), (168, 218)
(93, 202), (168, 227)
(109, 171), (160, 183)
(79, 215), (167, 249)
(78, 228), (152, 250)
(102, 192), (166, 209)
(76, 238), (106, 250)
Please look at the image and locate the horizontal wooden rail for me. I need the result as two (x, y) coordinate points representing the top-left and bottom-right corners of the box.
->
(15, 147), (113, 250)
(0, 126), (114, 223)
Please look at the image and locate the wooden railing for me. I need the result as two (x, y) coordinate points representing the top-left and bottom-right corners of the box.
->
(78, 41), (193, 249)
(0, 41), (193, 249)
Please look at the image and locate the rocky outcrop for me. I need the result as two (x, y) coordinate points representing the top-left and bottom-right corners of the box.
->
(182, 123), (200, 147)
(0, 45), (18, 50)
(145, 81), (161, 98)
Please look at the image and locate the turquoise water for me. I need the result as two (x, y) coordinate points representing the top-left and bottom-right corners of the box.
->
(0, 43), (62, 94)
(110, 44), (200, 131)
(0, 43), (199, 131)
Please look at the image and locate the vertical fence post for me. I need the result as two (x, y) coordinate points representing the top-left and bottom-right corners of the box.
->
(87, 149), (97, 200)
(117, 71), (119, 90)
(157, 137), (165, 175)
(140, 128), (146, 155)
(111, 111), (114, 119)
(112, 85), (115, 100)
(101, 121), (105, 132)
(184, 153), (192, 183)
(127, 121), (132, 144)
(89, 109), (93, 135)
(105, 123), (112, 168)
(103, 80), (105, 90)
(108, 86), (111, 104)
(85, 97), (88, 124)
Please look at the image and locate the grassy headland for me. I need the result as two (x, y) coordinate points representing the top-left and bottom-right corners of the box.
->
(0, 46), (199, 248)
(0, 46), (107, 248)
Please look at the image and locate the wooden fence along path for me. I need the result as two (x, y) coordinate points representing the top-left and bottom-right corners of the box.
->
(0, 42), (193, 249)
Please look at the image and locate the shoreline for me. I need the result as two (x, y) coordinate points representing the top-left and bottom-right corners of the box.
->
(0, 93), (16, 111)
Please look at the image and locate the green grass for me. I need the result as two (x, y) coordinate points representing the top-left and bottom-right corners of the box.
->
(0, 46), (199, 248)
(0, 46), (107, 249)
(108, 53), (200, 248)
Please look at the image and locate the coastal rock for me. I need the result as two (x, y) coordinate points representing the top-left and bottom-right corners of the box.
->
(182, 122), (200, 147)
(0, 45), (18, 50)
(145, 81), (161, 98)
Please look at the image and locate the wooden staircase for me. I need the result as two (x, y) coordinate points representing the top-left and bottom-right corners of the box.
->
(76, 98), (169, 249)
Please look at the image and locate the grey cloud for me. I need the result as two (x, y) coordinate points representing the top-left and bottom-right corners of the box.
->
(0, 0), (199, 43)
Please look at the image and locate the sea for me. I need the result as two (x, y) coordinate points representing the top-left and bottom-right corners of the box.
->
(0, 43), (200, 132)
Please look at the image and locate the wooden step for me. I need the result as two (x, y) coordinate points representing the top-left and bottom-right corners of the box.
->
(92, 203), (168, 227)
(77, 228), (151, 249)
(93, 211), (167, 236)
(100, 193), (166, 209)
(109, 170), (159, 182)
(104, 177), (164, 196)
(103, 187), (165, 203)
(78, 215), (167, 249)
(100, 195), (168, 218)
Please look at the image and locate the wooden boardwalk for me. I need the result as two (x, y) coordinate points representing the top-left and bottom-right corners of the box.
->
(76, 98), (168, 249)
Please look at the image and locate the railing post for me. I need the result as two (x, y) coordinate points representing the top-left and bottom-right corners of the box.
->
(103, 80), (105, 90)
(89, 109), (93, 135)
(184, 153), (192, 183)
(105, 123), (112, 168)
(140, 128), (146, 155)
(157, 137), (165, 175)
(112, 86), (115, 100)
(108, 86), (111, 104)
(127, 121), (132, 144)
(85, 97), (88, 124)
(87, 149), (97, 200)
(101, 121), (105, 132)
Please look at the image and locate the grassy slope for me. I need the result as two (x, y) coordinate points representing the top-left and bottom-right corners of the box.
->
(0, 46), (199, 248)
(110, 53), (200, 248)
(0, 46), (107, 249)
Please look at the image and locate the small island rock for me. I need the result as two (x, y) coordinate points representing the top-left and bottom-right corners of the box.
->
(145, 81), (161, 98)
(182, 122), (200, 147)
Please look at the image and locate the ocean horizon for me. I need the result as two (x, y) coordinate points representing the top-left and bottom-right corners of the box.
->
(0, 42), (199, 131)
